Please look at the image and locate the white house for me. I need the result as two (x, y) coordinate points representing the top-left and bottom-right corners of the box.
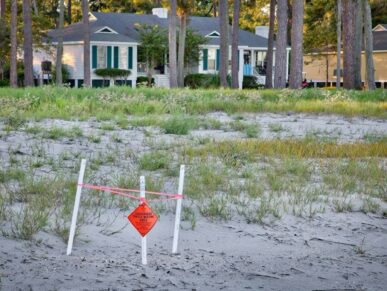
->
(34, 8), (290, 88)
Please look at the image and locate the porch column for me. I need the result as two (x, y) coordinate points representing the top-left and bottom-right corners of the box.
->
(238, 48), (244, 89)
(286, 49), (290, 83)
(251, 50), (256, 75)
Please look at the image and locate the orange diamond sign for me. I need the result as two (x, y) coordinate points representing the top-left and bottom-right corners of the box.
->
(128, 203), (158, 237)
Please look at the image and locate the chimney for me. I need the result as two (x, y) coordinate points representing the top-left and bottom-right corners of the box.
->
(255, 26), (269, 39)
(152, 8), (168, 19)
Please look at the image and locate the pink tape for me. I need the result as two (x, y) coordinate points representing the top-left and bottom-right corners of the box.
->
(78, 183), (183, 202)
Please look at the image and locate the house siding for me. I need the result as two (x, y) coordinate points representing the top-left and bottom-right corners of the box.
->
(303, 51), (387, 84)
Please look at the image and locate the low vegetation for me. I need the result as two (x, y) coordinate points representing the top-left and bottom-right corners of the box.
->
(0, 87), (386, 240)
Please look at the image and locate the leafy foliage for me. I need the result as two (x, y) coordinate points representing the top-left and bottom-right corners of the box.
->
(94, 68), (131, 79)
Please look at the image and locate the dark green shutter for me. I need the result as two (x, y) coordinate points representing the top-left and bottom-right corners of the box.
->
(128, 47), (133, 69)
(202, 49), (208, 71)
(92, 45), (97, 69)
(237, 50), (239, 70)
(107, 46), (112, 68)
(114, 46), (119, 68)
(216, 49), (220, 71)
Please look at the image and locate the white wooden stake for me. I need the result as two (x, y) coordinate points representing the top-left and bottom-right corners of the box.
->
(67, 159), (87, 256)
(140, 176), (147, 265)
(172, 165), (185, 254)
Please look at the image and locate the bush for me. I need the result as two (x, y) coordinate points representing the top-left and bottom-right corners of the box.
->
(184, 73), (231, 89)
(0, 79), (9, 87)
(161, 115), (199, 135)
(136, 76), (154, 85)
(243, 76), (264, 89)
(94, 68), (131, 79)
(52, 64), (71, 83)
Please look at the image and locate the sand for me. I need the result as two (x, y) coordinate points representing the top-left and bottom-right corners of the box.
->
(1, 113), (386, 290)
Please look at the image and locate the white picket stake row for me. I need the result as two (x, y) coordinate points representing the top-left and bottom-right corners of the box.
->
(66, 159), (185, 266)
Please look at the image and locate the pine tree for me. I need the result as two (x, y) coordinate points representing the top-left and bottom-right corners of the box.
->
(56, 0), (65, 85)
(82, 0), (91, 87)
(169, 0), (178, 88)
(23, 0), (34, 86)
(363, 0), (375, 90)
(219, 0), (228, 87)
(265, 0), (276, 89)
(10, 0), (18, 87)
(289, 0), (304, 89)
(274, 0), (288, 88)
(231, 0), (240, 89)
(342, 0), (356, 89)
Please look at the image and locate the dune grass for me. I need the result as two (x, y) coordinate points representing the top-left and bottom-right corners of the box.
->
(0, 87), (386, 121)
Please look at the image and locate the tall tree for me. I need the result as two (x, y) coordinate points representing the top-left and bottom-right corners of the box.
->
(177, 0), (192, 87)
(10, 0), (18, 87)
(363, 0), (375, 90)
(219, 0), (228, 87)
(274, 0), (288, 88)
(353, 0), (363, 89)
(68, 0), (72, 24)
(265, 0), (276, 89)
(23, 0), (34, 86)
(82, 0), (91, 87)
(342, 0), (356, 89)
(336, 0), (341, 88)
(56, 0), (65, 85)
(289, 0), (304, 89)
(231, 0), (240, 89)
(0, 0), (5, 19)
(169, 0), (178, 88)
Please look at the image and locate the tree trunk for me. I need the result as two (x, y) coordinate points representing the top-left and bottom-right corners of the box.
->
(353, 0), (363, 89)
(82, 0), (91, 87)
(68, 0), (72, 24)
(10, 0), (18, 88)
(231, 0), (240, 89)
(342, 0), (356, 89)
(289, 0), (304, 89)
(219, 0), (228, 87)
(363, 0), (375, 90)
(265, 0), (276, 89)
(168, 0), (178, 88)
(23, 0), (34, 87)
(336, 0), (341, 88)
(274, 0), (288, 89)
(0, 0), (5, 19)
(32, 0), (38, 16)
(213, 0), (217, 17)
(177, 14), (186, 87)
(56, 0), (65, 86)
(325, 53), (329, 86)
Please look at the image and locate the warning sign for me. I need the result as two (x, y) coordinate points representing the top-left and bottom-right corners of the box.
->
(128, 203), (158, 237)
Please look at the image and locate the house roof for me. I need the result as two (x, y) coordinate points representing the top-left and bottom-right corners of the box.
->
(374, 31), (387, 51)
(47, 11), (270, 48)
(373, 24), (387, 31)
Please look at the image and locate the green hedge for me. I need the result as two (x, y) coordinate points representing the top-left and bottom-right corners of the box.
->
(243, 76), (264, 89)
(136, 76), (154, 85)
(94, 68), (131, 79)
(184, 73), (231, 89)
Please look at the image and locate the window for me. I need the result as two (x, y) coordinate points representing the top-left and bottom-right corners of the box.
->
(97, 46), (106, 68)
(208, 49), (216, 70)
(206, 31), (220, 38)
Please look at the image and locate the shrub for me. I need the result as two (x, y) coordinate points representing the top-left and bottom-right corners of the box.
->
(184, 73), (231, 89)
(139, 151), (169, 171)
(161, 115), (199, 135)
(52, 64), (71, 83)
(243, 76), (264, 89)
(94, 68), (131, 79)
(136, 76), (154, 86)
